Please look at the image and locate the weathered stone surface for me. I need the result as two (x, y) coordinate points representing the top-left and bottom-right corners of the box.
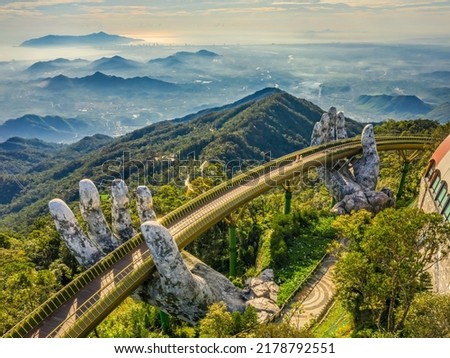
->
(138, 221), (216, 323)
(246, 298), (279, 323)
(367, 187), (395, 211)
(312, 107), (395, 214)
(135, 249), (246, 324)
(311, 107), (345, 145)
(111, 179), (136, 242)
(79, 179), (119, 253)
(244, 269), (280, 322)
(136, 186), (156, 222)
(352, 124), (379, 191)
(49, 198), (104, 267)
(336, 111), (347, 140)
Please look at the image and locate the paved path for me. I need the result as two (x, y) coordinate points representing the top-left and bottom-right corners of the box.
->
(282, 256), (337, 330)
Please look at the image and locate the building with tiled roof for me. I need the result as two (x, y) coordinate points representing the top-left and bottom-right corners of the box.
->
(418, 134), (450, 293)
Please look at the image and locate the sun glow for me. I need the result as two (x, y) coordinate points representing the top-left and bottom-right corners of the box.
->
(123, 32), (182, 45)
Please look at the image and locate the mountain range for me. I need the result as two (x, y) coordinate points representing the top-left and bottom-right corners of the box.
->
(26, 58), (89, 74)
(0, 114), (100, 143)
(20, 32), (143, 47)
(0, 137), (64, 175)
(90, 56), (143, 72)
(0, 88), (363, 229)
(23, 50), (220, 77)
(149, 50), (220, 66)
(43, 72), (179, 93)
(427, 102), (450, 123)
(356, 94), (434, 116)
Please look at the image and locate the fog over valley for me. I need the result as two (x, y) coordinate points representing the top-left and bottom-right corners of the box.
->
(1, 39), (449, 143)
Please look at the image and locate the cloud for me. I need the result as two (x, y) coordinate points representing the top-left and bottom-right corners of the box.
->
(0, 0), (103, 16)
(200, 6), (286, 14)
(320, 0), (450, 10)
(3, 0), (103, 8)
(1, 0), (450, 46)
(271, 0), (450, 12)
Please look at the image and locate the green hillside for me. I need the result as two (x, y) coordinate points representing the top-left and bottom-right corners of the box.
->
(0, 88), (363, 230)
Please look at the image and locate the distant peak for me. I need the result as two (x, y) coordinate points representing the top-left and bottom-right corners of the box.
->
(20, 32), (143, 47)
(92, 71), (108, 77)
(255, 87), (284, 96)
(196, 49), (219, 57)
(52, 74), (69, 80)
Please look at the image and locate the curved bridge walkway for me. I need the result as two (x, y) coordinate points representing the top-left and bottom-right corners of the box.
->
(3, 136), (433, 337)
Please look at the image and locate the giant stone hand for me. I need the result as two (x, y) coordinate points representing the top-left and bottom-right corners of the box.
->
(49, 179), (278, 324)
(311, 107), (395, 214)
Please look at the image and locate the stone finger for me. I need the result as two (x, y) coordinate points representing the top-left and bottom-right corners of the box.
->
(141, 221), (196, 287)
(352, 124), (380, 190)
(49, 198), (104, 267)
(141, 221), (214, 307)
(111, 179), (136, 242)
(135, 186), (156, 223)
(336, 111), (347, 140)
(79, 179), (119, 253)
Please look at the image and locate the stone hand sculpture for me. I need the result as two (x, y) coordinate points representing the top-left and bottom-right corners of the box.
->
(49, 179), (279, 324)
(311, 107), (395, 214)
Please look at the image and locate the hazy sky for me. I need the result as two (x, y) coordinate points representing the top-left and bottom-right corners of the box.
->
(1, 0), (449, 46)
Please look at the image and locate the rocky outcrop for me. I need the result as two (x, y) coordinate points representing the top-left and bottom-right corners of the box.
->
(311, 107), (395, 214)
(244, 269), (280, 322)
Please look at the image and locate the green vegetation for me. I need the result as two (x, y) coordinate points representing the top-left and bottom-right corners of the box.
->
(0, 117), (449, 337)
(403, 293), (450, 337)
(91, 298), (163, 338)
(0, 217), (80, 335)
(375, 119), (450, 206)
(269, 211), (336, 304)
(311, 301), (352, 338)
(333, 208), (450, 336)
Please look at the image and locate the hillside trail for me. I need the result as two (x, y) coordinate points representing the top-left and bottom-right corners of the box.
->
(279, 256), (337, 330)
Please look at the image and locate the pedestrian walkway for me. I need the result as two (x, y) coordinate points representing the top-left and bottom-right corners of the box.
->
(282, 256), (336, 330)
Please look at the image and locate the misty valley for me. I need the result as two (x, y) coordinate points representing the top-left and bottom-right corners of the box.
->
(1, 41), (449, 143)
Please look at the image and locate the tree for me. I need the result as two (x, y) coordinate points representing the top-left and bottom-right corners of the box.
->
(93, 298), (163, 338)
(0, 248), (60, 335)
(403, 293), (450, 337)
(198, 302), (234, 338)
(333, 208), (450, 333)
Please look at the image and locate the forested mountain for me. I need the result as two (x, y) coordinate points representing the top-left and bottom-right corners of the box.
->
(0, 137), (64, 175)
(0, 88), (362, 230)
(0, 134), (112, 206)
